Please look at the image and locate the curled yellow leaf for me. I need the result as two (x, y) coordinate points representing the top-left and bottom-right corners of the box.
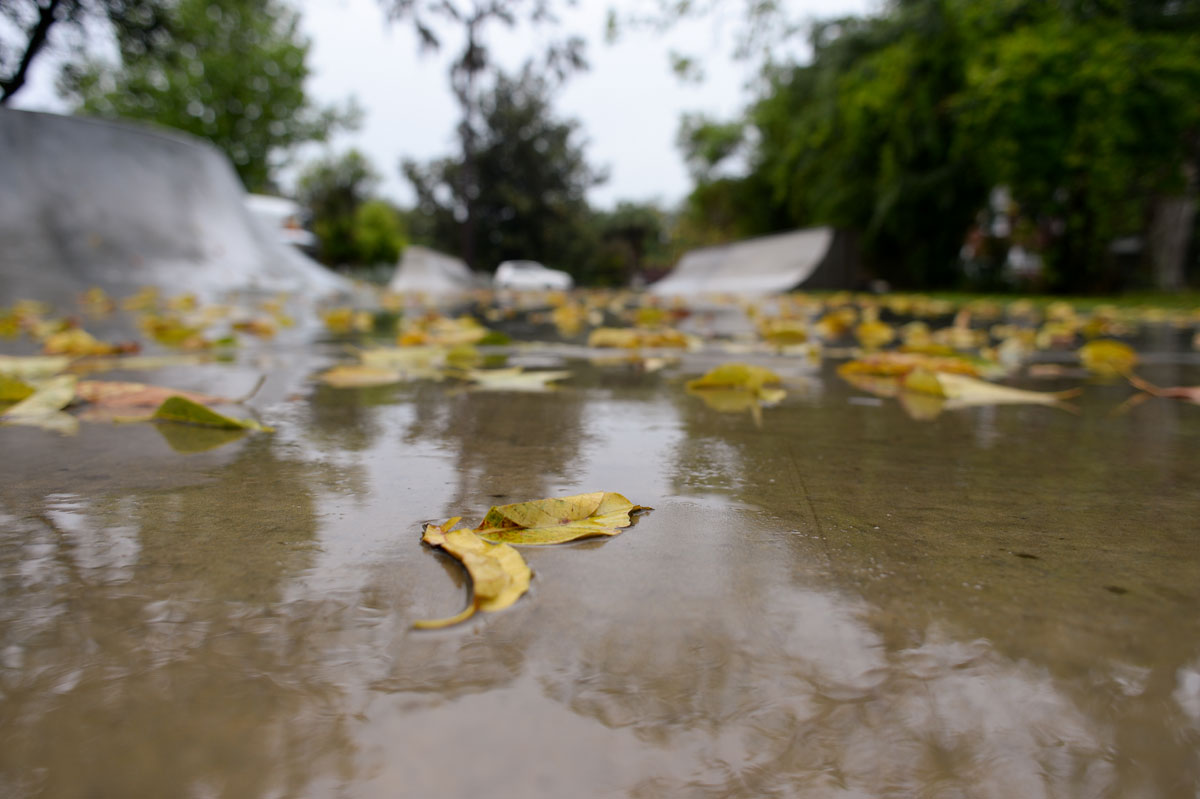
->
(415, 517), (532, 629)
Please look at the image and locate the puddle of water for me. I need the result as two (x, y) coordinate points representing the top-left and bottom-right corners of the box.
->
(1, 341), (1198, 798)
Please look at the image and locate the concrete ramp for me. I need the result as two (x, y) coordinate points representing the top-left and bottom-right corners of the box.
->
(650, 227), (853, 296)
(387, 245), (479, 295)
(0, 109), (350, 308)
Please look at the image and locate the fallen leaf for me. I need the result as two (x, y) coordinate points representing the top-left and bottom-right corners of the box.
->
(318, 364), (405, 388)
(42, 328), (134, 356)
(687, 363), (787, 425)
(839, 372), (902, 399)
(0, 355), (72, 378)
(588, 327), (695, 349)
(1, 375), (77, 418)
(686, 363), (782, 393)
(152, 396), (272, 431)
(838, 351), (1001, 379)
(1079, 339), (1137, 376)
(69, 354), (212, 374)
(757, 318), (809, 347)
(1, 411), (80, 435)
(854, 318), (895, 350)
(903, 371), (1080, 407)
(415, 517), (532, 629)
(462, 367), (570, 391)
(473, 492), (652, 545)
(1126, 373), (1200, 405)
(321, 306), (375, 334)
(0, 375), (35, 402)
(76, 380), (236, 408)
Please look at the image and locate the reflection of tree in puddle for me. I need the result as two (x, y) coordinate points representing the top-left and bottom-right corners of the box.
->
(401, 383), (592, 511)
(537, 583), (1120, 797)
(650, 362), (1200, 795)
(0, 437), (363, 797)
(304, 382), (392, 453)
(370, 615), (531, 705)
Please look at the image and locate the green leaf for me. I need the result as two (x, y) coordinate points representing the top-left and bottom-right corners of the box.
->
(151, 395), (272, 431)
(1, 375), (77, 418)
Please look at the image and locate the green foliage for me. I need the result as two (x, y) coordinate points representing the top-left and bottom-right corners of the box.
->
(59, 0), (358, 192)
(583, 202), (670, 285)
(688, 0), (1200, 290)
(956, 16), (1200, 289)
(747, 0), (987, 288)
(676, 113), (745, 182)
(298, 149), (404, 267)
(352, 200), (407, 266)
(403, 67), (604, 276)
(2, 0), (171, 104)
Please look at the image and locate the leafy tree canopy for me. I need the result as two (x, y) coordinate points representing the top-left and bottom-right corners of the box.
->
(403, 66), (604, 275)
(686, 0), (1200, 290)
(59, 0), (358, 192)
(297, 149), (405, 268)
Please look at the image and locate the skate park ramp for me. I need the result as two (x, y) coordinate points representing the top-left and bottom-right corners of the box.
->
(387, 245), (480, 295)
(0, 109), (350, 309)
(650, 227), (857, 296)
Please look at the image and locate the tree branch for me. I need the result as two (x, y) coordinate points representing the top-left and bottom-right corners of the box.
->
(1, 0), (65, 104)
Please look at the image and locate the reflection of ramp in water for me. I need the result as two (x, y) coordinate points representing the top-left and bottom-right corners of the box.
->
(650, 227), (855, 296)
(0, 109), (349, 306)
(387, 245), (478, 295)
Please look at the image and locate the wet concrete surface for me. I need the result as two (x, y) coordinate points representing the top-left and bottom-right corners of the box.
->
(1, 336), (1199, 798)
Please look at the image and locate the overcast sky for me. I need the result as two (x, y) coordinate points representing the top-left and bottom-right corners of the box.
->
(12, 0), (873, 208)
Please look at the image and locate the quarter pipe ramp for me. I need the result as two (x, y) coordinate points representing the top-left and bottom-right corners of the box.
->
(649, 227), (857, 296)
(0, 109), (349, 308)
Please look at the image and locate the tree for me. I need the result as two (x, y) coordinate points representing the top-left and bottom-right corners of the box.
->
(955, 11), (1200, 290)
(745, 0), (987, 288)
(351, 200), (407, 266)
(380, 0), (586, 269)
(403, 67), (603, 275)
(58, 0), (357, 192)
(585, 202), (669, 286)
(297, 149), (406, 268)
(680, 0), (1200, 290)
(1, 0), (169, 104)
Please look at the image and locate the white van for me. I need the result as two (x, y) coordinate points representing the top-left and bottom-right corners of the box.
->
(494, 260), (573, 291)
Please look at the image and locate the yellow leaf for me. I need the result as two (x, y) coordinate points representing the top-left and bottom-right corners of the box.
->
(686, 362), (782, 393)
(1, 375), (76, 418)
(587, 327), (695, 349)
(919, 372), (1080, 407)
(899, 368), (947, 397)
(474, 491), (652, 545)
(42, 328), (128, 356)
(318, 364), (404, 388)
(1078, 339), (1137, 376)
(854, 319), (895, 350)
(0, 355), (71, 378)
(0, 375), (35, 402)
(757, 317), (809, 346)
(415, 517), (532, 629)
(462, 368), (570, 391)
(837, 351), (998, 378)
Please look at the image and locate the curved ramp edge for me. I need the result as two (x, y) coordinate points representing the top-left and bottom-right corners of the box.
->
(0, 109), (350, 308)
(650, 227), (844, 296)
